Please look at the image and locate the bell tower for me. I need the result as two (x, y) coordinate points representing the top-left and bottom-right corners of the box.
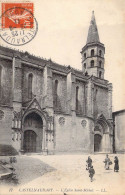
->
(81, 11), (105, 79)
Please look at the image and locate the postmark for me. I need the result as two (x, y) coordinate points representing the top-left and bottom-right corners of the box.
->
(0, 3), (38, 46)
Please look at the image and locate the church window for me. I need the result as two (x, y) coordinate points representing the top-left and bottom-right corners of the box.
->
(76, 86), (79, 111)
(54, 80), (58, 107)
(99, 71), (102, 78)
(99, 61), (102, 67)
(84, 53), (86, 59)
(28, 73), (33, 99)
(91, 49), (94, 57)
(84, 63), (86, 69)
(91, 60), (94, 67)
(99, 50), (102, 56)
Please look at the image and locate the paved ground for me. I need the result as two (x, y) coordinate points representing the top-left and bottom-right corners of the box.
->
(0, 154), (125, 195)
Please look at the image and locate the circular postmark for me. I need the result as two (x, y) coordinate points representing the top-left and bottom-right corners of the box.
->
(0, 7), (38, 46)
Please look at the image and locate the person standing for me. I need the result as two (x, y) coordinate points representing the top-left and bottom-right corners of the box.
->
(86, 156), (92, 170)
(103, 154), (112, 170)
(114, 156), (119, 172)
(89, 166), (95, 182)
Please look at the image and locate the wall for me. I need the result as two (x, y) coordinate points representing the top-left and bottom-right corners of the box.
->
(75, 80), (86, 115)
(93, 85), (109, 119)
(113, 110), (125, 153)
(22, 65), (44, 107)
(54, 114), (94, 153)
(0, 107), (13, 145)
(0, 59), (13, 106)
(53, 73), (67, 113)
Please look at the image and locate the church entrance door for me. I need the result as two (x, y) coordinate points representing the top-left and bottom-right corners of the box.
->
(24, 130), (37, 152)
(94, 134), (102, 152)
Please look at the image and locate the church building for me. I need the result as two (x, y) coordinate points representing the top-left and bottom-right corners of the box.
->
(0, 12), (113, 155)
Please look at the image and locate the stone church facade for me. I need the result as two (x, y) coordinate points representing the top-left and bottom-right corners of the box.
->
(0, 12), (113, 154)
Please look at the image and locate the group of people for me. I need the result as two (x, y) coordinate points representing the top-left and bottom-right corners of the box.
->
(103, 154), (119, 172)
(86, 156), (95, 182)
(86, 155), (119, 182)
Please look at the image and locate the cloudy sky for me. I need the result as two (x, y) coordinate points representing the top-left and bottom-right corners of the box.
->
(0, 0), (125, 111)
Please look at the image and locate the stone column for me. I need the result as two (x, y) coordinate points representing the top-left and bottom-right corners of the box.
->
(86, 78), (93, 117)
(67, 70), (76, 113)
(43, 62), (54, 154)
(108, 83), (113, 119)
(12, 56), (22, 112)
(43, 62), (53, 115)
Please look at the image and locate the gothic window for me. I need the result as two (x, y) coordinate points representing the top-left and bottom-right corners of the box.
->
(91, 49), (94, 57)
(90, 60), (94, 67)
(28, 73), (33, 99)
(54, 80), (58, 107)
(99, 71), (102, 78)
(84, 53), (86, 59)
(99, 50), (102, 56)
(84, 63), (86, 69)
(76, 86), (79, 111)
(99, 61), (102, 67)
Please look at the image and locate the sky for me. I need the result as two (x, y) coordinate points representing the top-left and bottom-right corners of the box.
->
(0, 0), (125, 112)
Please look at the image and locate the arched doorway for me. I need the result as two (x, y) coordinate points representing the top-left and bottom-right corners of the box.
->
(23, 112), (43, 153)
(94, 134), (102, 152)
(24, 130), (37, 152)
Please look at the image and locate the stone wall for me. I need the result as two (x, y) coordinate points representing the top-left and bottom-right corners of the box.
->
(54, 114), (94, 153)
(113, 110), (125, 153)
(0, 59), (13, 106)
(93, 85), (109, 118)
(0, 107), (13, 145)
(22, 64), (44, 107)
(52, 73), (67, 113)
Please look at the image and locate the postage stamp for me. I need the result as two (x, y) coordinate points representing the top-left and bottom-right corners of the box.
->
(0, 3), (38, 46)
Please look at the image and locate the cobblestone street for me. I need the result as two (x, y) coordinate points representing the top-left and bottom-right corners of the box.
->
(0, 154), (125, 195)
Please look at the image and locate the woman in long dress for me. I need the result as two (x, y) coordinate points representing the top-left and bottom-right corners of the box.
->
(114, 156), (119, 172)
(104, 154), (111, 170)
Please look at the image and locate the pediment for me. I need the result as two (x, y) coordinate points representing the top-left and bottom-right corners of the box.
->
(96, 113), (106, 121)
(25, 98), (42, 113)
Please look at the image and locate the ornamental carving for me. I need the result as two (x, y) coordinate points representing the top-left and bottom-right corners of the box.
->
(0, 110), (4, 120)
(59, 117), (65, 125)
(81, 120), (87, 127)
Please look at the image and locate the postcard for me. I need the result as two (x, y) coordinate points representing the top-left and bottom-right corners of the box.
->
(0, 0), (125, 195)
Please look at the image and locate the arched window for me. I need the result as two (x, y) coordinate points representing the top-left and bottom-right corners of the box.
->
(76, 86), (79, 111)
(54, 80), (58, 107)
(84, 63), (86, 69)
(99, 71), (102, 78)
(99, 61), (102, 67)
(28, 73), (33, 99)
(84, 53), (86, 59)
(91, 49), (94, 57)
(91, 60), (94, 67)
(0, 66), (2, 97)
(99, 50), (102, 57)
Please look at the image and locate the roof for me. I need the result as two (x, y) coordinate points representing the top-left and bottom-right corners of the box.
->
(86, 11), (100, 44)
(113, 109), (125, 115)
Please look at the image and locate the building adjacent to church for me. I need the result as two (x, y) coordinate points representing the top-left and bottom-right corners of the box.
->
(0, 12), (113, 155)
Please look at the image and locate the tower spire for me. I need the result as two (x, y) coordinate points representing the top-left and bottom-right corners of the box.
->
(86, 11), (100, 44)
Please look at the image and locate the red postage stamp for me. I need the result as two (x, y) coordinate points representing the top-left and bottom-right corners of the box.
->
(2, 3), (34, 28)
